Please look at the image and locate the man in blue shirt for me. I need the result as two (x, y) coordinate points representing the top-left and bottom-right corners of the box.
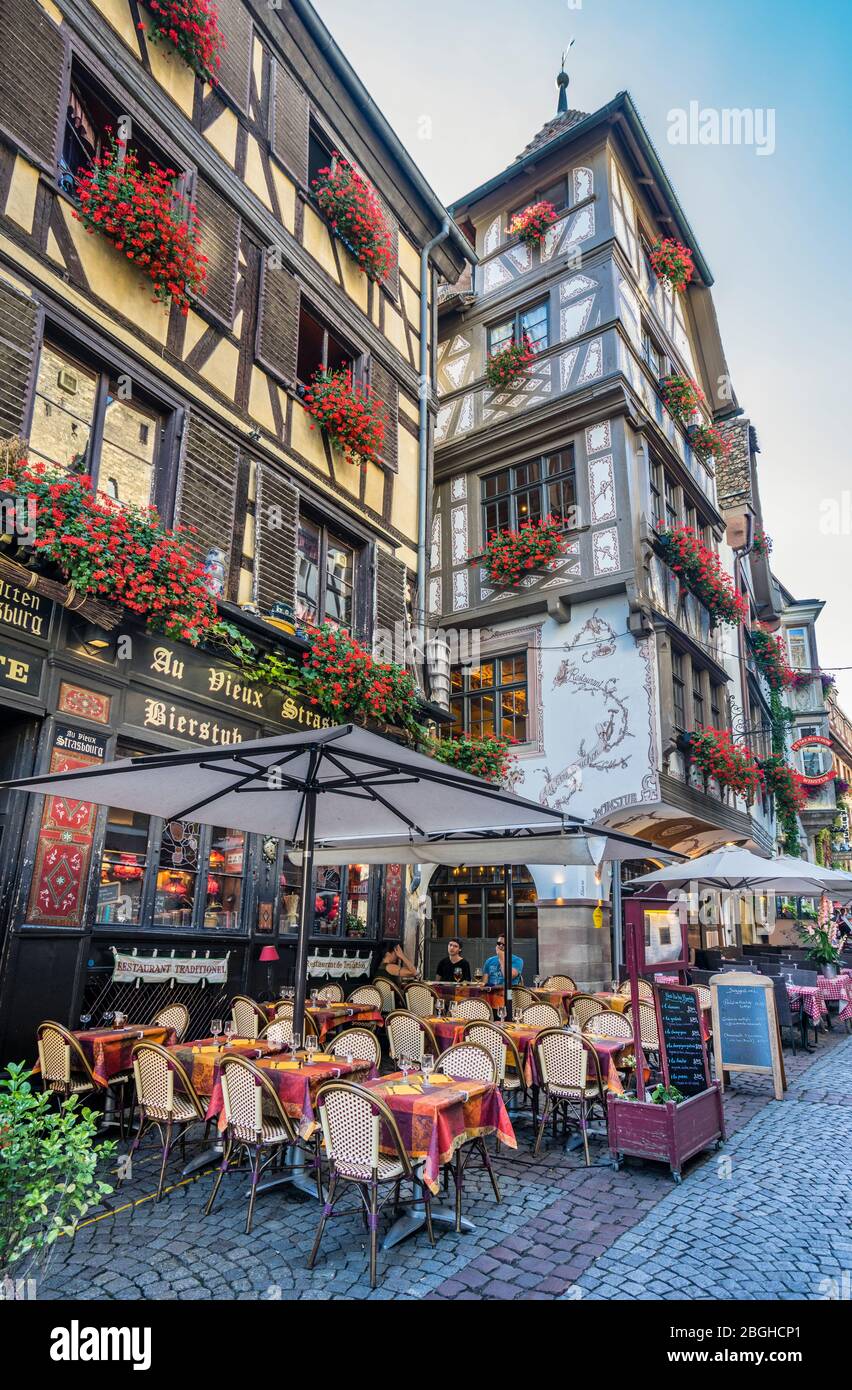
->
(482, 936), (523, 987)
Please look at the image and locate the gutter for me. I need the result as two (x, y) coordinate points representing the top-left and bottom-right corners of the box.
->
(417, 220), (452, 636)
(288, 0), (477, 273)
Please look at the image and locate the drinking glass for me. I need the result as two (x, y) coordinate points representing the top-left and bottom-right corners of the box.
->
(497, 1006), (507, 1024)
(421, 1053), (434, 1087)
(102, 1011), (115, 1029)
(278, 987), (288, 1000)
(400, 1057), (412, 1083)
(435, 997), (444, 1017)
(79, 1013), (92, 1030)
(611, 980), (619, 995)
(114, 1011), (127, 1029)
(304, 1035), (317, 1064)
(454, 967), (462, 982)
(310, 989), (319, 1007)
(223, 1020), (235, 1045)
(291, 1031), (302, 1059)
(211, 1018), (223, 1045)
(533, 975), (541, 989)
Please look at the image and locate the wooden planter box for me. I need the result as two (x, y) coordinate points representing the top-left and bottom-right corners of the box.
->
(607, 1084), (726, 1183)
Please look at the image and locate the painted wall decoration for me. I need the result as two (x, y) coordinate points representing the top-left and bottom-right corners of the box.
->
(27, 723), (109, 927)
(56, 682), (112, 725)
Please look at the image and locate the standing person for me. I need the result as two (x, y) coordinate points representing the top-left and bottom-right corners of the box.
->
(482, 936), (523, 987)
(434, 938), (472, 982)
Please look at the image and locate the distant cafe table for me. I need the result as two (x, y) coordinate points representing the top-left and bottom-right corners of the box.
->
(72, 1024), (176, 1087)
(261, 1000), (384, 1040)
(787, 984), (827, 1028)
(429, 980), (501, 1008)
(817, 974), (852, 1024)
(362, 1071), (516, 1248)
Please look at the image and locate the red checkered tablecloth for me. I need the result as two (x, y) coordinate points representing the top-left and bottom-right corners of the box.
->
(817, 974), (852, 1023)
(787, 984), (827, 1026)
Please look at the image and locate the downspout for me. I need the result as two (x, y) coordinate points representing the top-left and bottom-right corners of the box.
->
(417, 219), (451, 637)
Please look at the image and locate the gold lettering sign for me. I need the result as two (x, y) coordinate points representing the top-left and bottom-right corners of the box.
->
(142, 699), (245, 746)
(0, 577), (46, 638)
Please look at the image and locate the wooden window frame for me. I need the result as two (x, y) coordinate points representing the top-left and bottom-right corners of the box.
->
(296, 300), (366, 390)
(487, 298), (550, 358)
(450, 649), (530, 745)
(295, 508), (366, 638)
(481, 449), (576, 540)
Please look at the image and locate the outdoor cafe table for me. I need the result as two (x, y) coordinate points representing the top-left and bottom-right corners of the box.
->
(592, 991), (628, 1013)
(817, 974), (852, 1024)
(261, 1000), (384, 1040)
(68, 1024), (176, 1086)
(787, 983), (829, 1028)
(428, 980), (502, 1008)
(528, 987), (574, 1015)
(204, 1049), (377, 1137)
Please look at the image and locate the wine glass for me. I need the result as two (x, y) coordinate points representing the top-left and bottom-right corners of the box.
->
(102, 1010), (115, 1030)
(435, 997), (444, 1017)
(400, 1057), (412, 1083)
(533, 975), (541, 989)
(211, 1017), (222, 1046)
(422, 1053), (434, 1087)
(497, 1006), (507, 1025)
(79, 1012), (92, 1031)
(223, 1020), (235, 1046)
(454, 966), (462, 983)
(310, 989), (319, 1007)
(291, 1031), (302, 1060)
(278, 986), (288, 1000)
(611, 979), (619, 995)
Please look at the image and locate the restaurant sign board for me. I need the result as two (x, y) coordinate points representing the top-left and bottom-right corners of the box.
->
(655, 984), (710, 1097)
(710, 972), (785, 1100)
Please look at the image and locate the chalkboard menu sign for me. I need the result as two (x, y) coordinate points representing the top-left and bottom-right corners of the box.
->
(710, 972), (785, 1101)
(656, 985), (709, 1096)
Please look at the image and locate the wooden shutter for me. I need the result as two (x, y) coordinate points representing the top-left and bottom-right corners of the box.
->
(0, 279), (39, 440)
(0, 0), (65, 169)
(194, 175), (240, 327)
(176, 413), (239, 584)
(211, 0), (252, 111)
(254, 464), (298, 612)
(375, 547), (407, 641)
(369, 360), (399, 473)
(271, 60), (309, 186)
(256, 262), (300, 386)
(377, 194), (400, 301)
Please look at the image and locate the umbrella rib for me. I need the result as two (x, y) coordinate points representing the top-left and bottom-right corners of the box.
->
(168, 748), (311, 821)
(321, 749), (425, 835)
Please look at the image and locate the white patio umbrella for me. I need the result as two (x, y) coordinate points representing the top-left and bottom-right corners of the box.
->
(628, 843), (852, 896)
(292, 825), (677, 867)
(5, 723), (602, 1026)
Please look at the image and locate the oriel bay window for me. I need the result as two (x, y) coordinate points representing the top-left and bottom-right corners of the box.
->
(451, 652), (529, 743)
(28, 338), (171, 512)
(482, 450), (576, 539)
(296, 515), (358, 631)
(487, 300), (549, 357)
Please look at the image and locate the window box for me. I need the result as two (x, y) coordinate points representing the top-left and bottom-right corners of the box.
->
(654, 524), (747, 628)
(508, 200), (558, 247)
(687, 422), (730, 466)
(648, 237), (695, 294)
(311, 155), (394, 284)
(479, 515), (566, 587)
(302, 368), (386, 467)
(659, 373), (704, 423)
(684, 727), (765, 803)
(484, 334), (536, 391)
(138, 0), (224, 85)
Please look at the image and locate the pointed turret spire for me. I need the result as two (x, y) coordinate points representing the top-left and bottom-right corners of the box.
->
(557, 40), (574, 114)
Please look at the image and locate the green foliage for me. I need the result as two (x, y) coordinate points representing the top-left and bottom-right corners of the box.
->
(0, 1064), (114, 1276)
(648, 1083), (685, 1105)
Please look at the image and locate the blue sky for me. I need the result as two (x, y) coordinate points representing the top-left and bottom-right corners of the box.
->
(316, 0), (852, 709)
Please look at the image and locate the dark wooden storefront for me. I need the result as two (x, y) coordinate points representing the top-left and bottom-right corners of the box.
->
(0, 580), (403, 1062)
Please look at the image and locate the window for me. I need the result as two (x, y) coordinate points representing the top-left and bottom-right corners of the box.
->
(692, 668), (705, 729)
(509, 176), (568, 226)
(664, 474), (679, 528)
(204, 828), (246, 930)
(787, 626), (810, 672)
(672, 650), (686, 732)
(154, 819), (201, 928)
(450, 652), (529, 743)
(97, 776), (151, 926)
(296, 304), (354, 386)
(649, 459), (664, 527)
(487, 300), (549, 358)
(308, 121), (335, 188)
(798, 727), (826, 779)
(278, 857), (377, 940)
(28, 340), (167, 510)
(296, 515), (358, 631)
(430, 864), (538, 941)
(642, 326), (665, 377)
(710, 680), (724, 729)
(481, 451), (576, 539)
(60, 65), (178, 196)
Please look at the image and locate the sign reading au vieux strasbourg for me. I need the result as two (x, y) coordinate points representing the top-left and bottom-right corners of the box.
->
(0, 572), (52, 699)
(124, 634), (336, 747)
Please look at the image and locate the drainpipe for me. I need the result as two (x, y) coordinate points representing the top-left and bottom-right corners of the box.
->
(417, 220), (451, 643)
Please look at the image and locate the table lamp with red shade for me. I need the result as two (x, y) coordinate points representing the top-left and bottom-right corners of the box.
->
(259, 944), (280, 999)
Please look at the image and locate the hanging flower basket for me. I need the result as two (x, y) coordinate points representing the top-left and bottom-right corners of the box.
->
(687, 727), (765, 802)
(485, 332), (536, 390)
(820, 672), (837, 696)
(478, 515), (565, 587)
(508, 200), (558, 247)
(760, 752), (809, 819)
(687, 422), (731, 466)
(427, 733), (516, 785)
(749, 626), (797, 692)
(649, 237), (695, 293)
(73, 136), (207, 315)
(303, 368), (386, 467)
(312, 156), (395, 283)
(659, 373), (704, 423)
(138, 0), (224, 85)
(300, 624), (421, 737)
(751, 528), (772, 558)
(654, 524), (748, 627)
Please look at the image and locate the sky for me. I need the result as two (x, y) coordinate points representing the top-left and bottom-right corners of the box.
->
(315, 0), (852, 710)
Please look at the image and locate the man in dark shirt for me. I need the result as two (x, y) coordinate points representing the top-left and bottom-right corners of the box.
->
(434, 938), (472, 982)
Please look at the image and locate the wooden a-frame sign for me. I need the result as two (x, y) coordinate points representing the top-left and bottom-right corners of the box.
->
(710, 971), (787, 1100)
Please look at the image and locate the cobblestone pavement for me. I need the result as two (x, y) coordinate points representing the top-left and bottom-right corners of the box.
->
(34, 1030), (852, 1301)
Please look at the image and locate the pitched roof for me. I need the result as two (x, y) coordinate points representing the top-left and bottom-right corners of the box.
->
(513, 109), (589, 162)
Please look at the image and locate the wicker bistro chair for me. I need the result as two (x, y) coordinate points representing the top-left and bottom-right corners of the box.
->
(404, 982), (440, 1018)
(348, 985), (384, 1011)
(129, 1043), (208, 1200)
(510, 986), (536, 1014)
(36, 1021), (129, 1140)
(582, 1009), (632, 1040)
(624, 1000), (662, 1080)
(371, 977), (405, 1013)
(462, 1021), (530, 1113)
(259, 1012), (319, 1048)
(149, 1002), (190, 1042)
(519, 1002), (562, 1029)
(204, 1054), (316, 1234)
(567, 993), (605, 1029)
(541, 974), (577, 992)
(309, 1082), (434, 1290)
(386, 1011), (439, 1066)
(450, 997), (493, 1022)
(328, 1028), (382, 1069)
(315, 983), (344, 1003)
(435, 1043), (502, 1227)
(618, 978), (653, 1000)
(271, 1000), (295, 1021)
(230, 995), (267, 1039)
(533, 1028), (596, 1164)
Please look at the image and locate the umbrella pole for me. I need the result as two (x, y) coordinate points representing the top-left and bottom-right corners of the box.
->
(503, 863), (513, 1022)
(293, 784), (318, 1037)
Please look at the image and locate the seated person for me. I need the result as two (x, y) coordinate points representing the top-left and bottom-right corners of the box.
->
(482, 937), (523, 987)
(434, 938), (472, 982)
(374, 944), (418, 984)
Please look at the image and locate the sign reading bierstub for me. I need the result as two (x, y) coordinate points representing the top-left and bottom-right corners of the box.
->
(710, 972), (786, 1100)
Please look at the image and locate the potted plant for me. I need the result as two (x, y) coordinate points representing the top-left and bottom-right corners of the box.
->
(137, 0), (224, 85)
(608, 1085), (725, 1183)
(649, 237), (695, 293)
(478, 514), (566, 587)
(687, 726), (765, 803)
(485, 332), (536, 390)
(751, 528), (773, 558)
(0, 1064), (115, 1285)
(687, 422), (731, 465)
(427, 733), (516, 786)
(654, 524), (748, 627)
(302, 368), (386, 467)
(749, 626), (797, 692)
(507, 200), (558, 247)
(311, 155), (395, 284)
(799, 922), (841, 978)
(659, 373), (704, 423)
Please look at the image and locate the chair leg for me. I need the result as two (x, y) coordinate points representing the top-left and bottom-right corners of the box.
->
(477, 1138), (501, 1203)
(423, 1184), (435, 1247)
(368, 1180), (379, 1289)
(246, 1145), (262, 1235)
(580, 1103), (591, 1167)
(453, 1149), (463, 1233)
(156, 1119), (173, 1202)
(307, 1171), (337, 1270)
(204, 1136), (232, 1217)
(533, 1095), (551, 1157)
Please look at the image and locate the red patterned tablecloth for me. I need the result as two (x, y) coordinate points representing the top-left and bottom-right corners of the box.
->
(168, 1037), (274, 1098)
(429, 981), (502, 1008)
(71, 1025), (176, 1086)
(362, 1072), (516, 1192)
(204, 1050), (376, 1137)
(528, 988), (574, 1015)
(261, 1001), (384, 1040)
